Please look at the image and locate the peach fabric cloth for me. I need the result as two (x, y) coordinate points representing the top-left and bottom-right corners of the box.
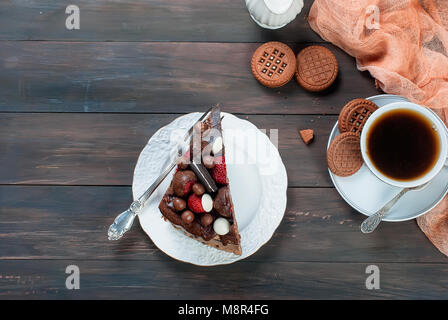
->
(308, 0), (448, 256)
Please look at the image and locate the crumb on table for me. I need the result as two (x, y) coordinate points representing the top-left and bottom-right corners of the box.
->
(300, 129), (314, 145)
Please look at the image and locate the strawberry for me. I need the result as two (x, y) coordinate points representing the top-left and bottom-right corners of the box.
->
(183, 181), (195, 195)
(188, 194), (204, 213)
(212, 156), (228, 185)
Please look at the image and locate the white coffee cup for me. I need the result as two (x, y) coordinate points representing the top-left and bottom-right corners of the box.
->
(360, 102), (448, 188)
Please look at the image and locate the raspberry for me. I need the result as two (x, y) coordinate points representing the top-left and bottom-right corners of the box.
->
(188, 194), (204, 213)
(212, 156), (228, 185)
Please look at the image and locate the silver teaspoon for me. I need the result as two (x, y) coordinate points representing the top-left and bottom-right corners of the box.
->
(360, 182), (429, 234)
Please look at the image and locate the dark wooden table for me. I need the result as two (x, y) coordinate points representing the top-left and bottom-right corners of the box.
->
(1, 1), (447, 300)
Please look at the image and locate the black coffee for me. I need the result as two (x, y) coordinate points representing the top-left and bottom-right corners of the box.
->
(366, 109), (440, 181)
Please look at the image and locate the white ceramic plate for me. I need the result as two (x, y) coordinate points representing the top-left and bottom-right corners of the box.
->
(328, 94), (448, 222)
(133, 112), (288, 265)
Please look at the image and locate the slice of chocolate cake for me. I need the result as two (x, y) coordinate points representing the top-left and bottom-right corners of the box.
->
(158, 107), (242, 255)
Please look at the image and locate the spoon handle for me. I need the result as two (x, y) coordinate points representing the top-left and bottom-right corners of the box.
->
(361, 188), (409, 233)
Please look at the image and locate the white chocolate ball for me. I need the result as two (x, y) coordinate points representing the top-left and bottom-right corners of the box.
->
(212, 137), (223, 155)
(213, 217), (230, 235)
(201, 194), (213, 212)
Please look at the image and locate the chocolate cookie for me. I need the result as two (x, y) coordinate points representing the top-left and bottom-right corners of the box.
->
(327, 132), (363, 177)
(299, 129), (314, 145)
(338, 98), (378, 134)
(295, 46), (338, 92)
(251, 42), (296, 88)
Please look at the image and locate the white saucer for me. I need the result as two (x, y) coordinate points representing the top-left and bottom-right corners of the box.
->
(328, 94), (448, 222)
(133, 112), (287, 265)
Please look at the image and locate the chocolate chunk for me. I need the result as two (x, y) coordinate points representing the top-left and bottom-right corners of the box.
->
(192, 183), (205, 196)
(299, 129), (314, 145)
(181, 210), (195, 224)
(213, 186), (232, 217)
(190, 162), (218, 193)
(201, 214), (214, 227)
(173, 197), (186, 211)
(172, 170), (197, 197)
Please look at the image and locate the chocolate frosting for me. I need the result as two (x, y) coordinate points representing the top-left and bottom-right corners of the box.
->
(158, 106), (241, 249)
(220, 223), (240, 246)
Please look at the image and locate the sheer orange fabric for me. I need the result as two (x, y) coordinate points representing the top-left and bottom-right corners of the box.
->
(309, 0), (448, 256)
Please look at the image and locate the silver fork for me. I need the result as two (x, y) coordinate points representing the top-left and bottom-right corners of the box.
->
(107, 107), (215, 241)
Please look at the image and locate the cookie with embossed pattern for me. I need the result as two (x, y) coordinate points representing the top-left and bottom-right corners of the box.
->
(295, 45), (338, 92)
(251, 42), (296, 88)
(327, 132), (363, 177)
(338, 98), (378, 135)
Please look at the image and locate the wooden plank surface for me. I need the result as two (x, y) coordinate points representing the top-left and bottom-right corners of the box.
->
(0, 113), (336, 187)
(1, 0), (446, 301)
(0, 0), (320, 43)
(0, 186), (445, 263)
(0, 42), (379, 114)
(1, 260), (447, 299)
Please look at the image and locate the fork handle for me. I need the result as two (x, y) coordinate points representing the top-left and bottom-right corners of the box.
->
(108, 154), (179, 241)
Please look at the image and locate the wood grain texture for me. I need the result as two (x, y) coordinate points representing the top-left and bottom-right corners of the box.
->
(0, 0), (320, 43)
(0, 186), (445, 263)
(1, 0), (445, 301)
(0, 113), (336, 187)
(1, 260), (448, 299)
(0, 41), (380, 114)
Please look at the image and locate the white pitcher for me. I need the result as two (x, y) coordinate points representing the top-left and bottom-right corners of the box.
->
(245, 0), (304, 29)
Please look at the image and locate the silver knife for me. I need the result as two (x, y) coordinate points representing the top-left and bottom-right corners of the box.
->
(107, 107), (215, 240)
